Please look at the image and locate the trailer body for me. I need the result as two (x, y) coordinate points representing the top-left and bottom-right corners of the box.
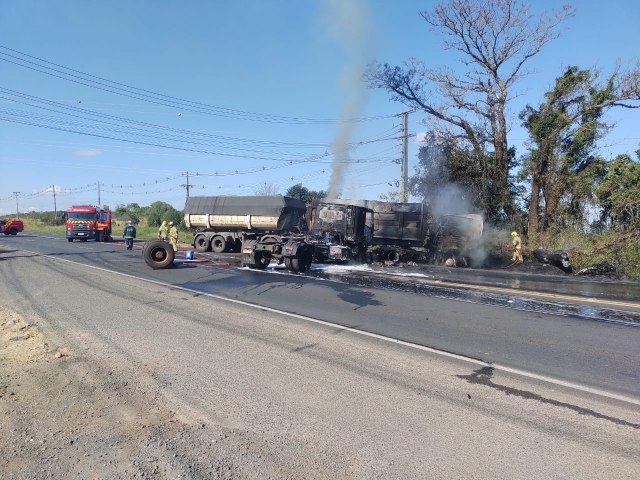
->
(184, 195), (307, 253)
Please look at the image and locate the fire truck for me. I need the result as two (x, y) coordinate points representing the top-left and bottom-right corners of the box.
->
(64, 205), (112, 242)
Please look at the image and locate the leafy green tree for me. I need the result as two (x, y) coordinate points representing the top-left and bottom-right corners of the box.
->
(409, 133), (488, 214)
(597, 152), (640, 230)
(285, 184), (327, 205)
(520, 66), (640, 239)
(146, 201), (183, 228)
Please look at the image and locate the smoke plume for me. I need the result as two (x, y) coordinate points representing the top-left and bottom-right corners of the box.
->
(322, 0), (376, 198)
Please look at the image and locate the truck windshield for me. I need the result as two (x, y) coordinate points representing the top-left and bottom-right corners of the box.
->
(67, 213), (95, 220)
(99, 213), (109, 221)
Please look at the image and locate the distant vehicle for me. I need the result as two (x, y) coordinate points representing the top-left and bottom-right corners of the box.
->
(64, 205), (112, 242)
(0, 219), (24, 235)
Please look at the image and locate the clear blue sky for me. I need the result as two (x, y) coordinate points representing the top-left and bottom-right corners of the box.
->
(1, 0), (638, 214)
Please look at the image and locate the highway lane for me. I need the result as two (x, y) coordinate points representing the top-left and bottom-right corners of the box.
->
(1, 246), (638, 478)
(3, 233), (640, 399)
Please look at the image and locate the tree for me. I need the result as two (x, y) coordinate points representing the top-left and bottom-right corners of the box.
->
(285, 184), (327, 204)
(254, 183), (280, 196)
(597, 152), (640, 231)
(409, 132), (488, 214)
(367, 0), (574, 219)
(520, 66), (640, 238)
(146, 201), (183, 228)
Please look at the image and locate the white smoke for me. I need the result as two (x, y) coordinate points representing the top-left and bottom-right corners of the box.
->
(322, 0), (376, 198)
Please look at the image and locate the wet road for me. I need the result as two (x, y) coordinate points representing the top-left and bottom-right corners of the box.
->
(2, 233), (639, 398)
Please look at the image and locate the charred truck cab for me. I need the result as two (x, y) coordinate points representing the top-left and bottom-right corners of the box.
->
(307, 202), (373, 263)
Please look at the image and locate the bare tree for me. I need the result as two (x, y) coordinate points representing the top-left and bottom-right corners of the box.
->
(254, 183), (281, 196)
(367, 0), (574, 218)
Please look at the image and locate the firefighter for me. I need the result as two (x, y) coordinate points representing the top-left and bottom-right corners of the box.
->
(123, 220), (136, 250)
(158, 220), (168, 241)
(511, 231), (523, 264)
(168, 221), (178, 252)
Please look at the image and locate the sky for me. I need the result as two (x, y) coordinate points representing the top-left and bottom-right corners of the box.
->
(1, 0), (638, 215)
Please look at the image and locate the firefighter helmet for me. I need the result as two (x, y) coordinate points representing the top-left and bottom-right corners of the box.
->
(169, 221), (174, 226)
(511, 231), (517, 236)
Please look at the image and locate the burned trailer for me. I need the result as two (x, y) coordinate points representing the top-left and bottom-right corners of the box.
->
(307, 201), (373, 263)
(318, 199), (428, 263)
(184, 195), (307, 253)
(429, 214), (484, 266)
(315, 199), (484, 266)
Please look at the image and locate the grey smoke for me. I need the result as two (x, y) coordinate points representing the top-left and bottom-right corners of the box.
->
(322, 0), (376, 198)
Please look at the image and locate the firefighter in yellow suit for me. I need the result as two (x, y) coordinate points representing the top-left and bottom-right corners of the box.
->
(158, 220), (168, 241)
(168, 221), (178, 252)
(511, 231), (523, 263)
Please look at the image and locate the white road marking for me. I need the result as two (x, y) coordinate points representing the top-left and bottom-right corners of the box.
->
(18, 248), (640, 407)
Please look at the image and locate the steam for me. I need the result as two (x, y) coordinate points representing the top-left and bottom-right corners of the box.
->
(322, 0), (375, 198)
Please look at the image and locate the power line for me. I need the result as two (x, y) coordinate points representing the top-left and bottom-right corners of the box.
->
(0, 44), (395, 125)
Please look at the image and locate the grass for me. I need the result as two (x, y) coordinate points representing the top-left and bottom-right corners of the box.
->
(10, 216), (194, 243)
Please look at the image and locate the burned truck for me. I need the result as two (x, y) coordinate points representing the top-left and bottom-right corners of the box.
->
(183, 196), (372, 273)
(317, 198), (483, 266)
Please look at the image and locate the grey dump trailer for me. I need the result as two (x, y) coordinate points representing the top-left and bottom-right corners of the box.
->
(184, 196), (307, 253)
(184, 195), (315, 272)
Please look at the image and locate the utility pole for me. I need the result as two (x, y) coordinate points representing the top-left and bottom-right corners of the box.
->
(400, 110), (409, 203)
(181, 171), (193, 200)
(13, 192), (19, 218)
(97, 181), (101, 206)
(52, 185), (57, 220)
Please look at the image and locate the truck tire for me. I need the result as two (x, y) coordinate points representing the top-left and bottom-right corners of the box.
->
(211, 235), (227, 253)
(9, 228), (18, 235)
(194, 235), (210, 253)
(143, 239), (175, 269)
(96, 230), (104, 242)
(291, 247), (312, 273)
(250, 251), (270, 270)
(68, 238), (73, 242)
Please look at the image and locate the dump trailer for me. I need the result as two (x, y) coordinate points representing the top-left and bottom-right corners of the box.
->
(184, 195), (308, 253)
(429, 214), (484, 266)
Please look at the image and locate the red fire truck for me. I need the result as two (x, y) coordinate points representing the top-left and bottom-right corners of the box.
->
(65, 205), (112, 242)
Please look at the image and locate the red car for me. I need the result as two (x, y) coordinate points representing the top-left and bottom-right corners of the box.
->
(0, 219), (24, 235)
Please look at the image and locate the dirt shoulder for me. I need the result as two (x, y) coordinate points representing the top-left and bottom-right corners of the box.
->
(0, 307), (287, 480)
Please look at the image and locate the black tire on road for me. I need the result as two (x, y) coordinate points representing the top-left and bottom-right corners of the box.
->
(96, 230), (104, 242)
(194, 235), (210, 253)
(67, 238), (73, 242)
(143, 239), (175, 269)
(9, 228), (18, 235)
(284, 256), (292, 270)
(211, 235), (227, 253)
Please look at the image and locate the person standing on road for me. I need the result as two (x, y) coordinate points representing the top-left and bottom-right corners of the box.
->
(511, 231), (523, 264)
(123, 221), (137, 250)
(168, 221), (178, 252)
(158, 220), (168, 241)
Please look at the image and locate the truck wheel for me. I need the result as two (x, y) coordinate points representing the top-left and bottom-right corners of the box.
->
(194, 235), (210, 253)
(68, 238), (73, 242)
(96, 230), (104, 242)
(211, 236), (227, 253)
(284, 256), (293, 270)
(251, 251), (270, 269)
(9, 228), (18, 235)
(291, 247), (312, 273)
(143, 240), (175, 269)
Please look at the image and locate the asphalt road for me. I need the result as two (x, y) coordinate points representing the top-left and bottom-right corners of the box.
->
(2, 233), (639, 400)
(1, 234), (639, 478)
